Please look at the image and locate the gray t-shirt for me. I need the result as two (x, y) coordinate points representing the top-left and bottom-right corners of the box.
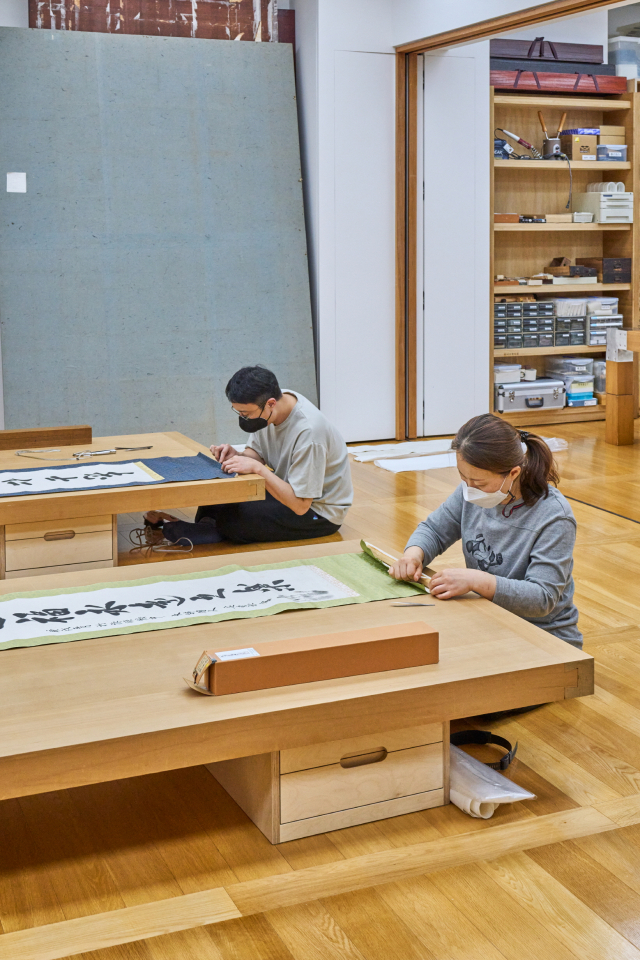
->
(247, 391), (353, 525)
(406, 484), (582, 647)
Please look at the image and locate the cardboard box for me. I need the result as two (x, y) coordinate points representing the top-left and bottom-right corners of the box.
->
(545, 213), (572, 223)
(187, 621), (440, 696)
(560, 134), (597, 159)
(575, 257), (632, 283)
(494, 213), (519, 223)
(599, 125), (626, 137)
(598, 135), (626, 146)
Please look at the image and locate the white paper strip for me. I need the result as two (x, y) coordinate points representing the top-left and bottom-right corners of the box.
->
(0, 565), (358, 646)
(349, 440), (452, 462)
(0, 461), (160, 495)
(374, 452), (457, 473)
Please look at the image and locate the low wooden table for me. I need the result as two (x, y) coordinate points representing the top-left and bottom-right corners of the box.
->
(0, 431), (264, 578)
(0, 541), (593, 843)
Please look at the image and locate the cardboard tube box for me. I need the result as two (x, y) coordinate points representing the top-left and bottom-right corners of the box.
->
(187, 622), (439, 696)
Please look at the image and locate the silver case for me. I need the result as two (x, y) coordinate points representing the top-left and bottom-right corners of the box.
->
(494, 379), (566, 413)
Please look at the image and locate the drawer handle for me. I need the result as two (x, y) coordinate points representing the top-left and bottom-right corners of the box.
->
(44, 530), (76, 541)
(340, 748), (388, 769)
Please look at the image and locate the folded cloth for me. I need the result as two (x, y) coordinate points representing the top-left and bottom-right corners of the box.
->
(162, 518), (224, 545)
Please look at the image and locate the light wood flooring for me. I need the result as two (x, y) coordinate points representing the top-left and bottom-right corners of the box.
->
(3, 420), (640, 960)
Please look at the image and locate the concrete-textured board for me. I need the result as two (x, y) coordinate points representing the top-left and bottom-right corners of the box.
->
(0, 28), (315, 443)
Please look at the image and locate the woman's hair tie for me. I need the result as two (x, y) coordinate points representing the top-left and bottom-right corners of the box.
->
(519, 430), (531, 441)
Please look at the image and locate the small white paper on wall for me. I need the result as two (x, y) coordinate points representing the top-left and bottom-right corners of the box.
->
(6, 173), (26, 193)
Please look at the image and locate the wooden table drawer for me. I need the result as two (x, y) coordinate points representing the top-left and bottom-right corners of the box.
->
(280, 723), (443, 774)
(280, 741), (443, 823)
(5, 515), (112, 541)
(5, 528), (113, 572)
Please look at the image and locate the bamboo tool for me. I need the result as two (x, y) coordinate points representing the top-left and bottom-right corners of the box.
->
(361, 540), (431, 591)
(557, 111), (567, 138)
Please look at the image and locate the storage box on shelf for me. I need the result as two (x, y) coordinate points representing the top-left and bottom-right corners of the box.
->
(490, 90), (639, 425)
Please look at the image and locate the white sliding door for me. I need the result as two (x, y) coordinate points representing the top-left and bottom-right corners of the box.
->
(419, 45), (490, 437)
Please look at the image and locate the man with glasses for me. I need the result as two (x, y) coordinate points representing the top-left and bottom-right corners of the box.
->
(146, 365), (353, 545)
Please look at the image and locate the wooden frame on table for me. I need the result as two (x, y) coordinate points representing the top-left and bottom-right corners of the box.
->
(395, 0), (623, 439)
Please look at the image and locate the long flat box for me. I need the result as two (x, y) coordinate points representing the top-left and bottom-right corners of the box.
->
(491, 71), (626, 94)
(490, 59), (615, 77)
(188, 622), (440, 696)
(600, 125), (626, 137)
(489, 38), (604, 63)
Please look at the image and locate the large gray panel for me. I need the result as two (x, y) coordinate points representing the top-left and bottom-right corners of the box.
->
(0, 28), (315, 444)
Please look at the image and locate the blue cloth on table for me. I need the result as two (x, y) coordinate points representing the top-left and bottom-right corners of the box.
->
(0, 453), (235, 497)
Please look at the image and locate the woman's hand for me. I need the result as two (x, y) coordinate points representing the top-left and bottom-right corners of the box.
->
(388, 548), (425, 583)
(429, 568), (496, 601)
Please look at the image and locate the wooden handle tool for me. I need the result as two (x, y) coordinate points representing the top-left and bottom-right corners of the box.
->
(538, 111), (549, 138)
(556, 112), (567, 138)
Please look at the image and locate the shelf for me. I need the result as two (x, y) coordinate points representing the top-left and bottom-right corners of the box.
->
(494, 159), (630, 170)
(494, 345), (605, 358)
(494, 222), (631, 232)
(494, 283), (630, 293)
(493, 94), (630, 112)
(496, 407), (605, 426)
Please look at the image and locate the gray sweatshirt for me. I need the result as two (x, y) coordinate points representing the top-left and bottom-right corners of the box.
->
(406, 484), (582, 648)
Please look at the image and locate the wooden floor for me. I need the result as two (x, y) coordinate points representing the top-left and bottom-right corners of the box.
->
(3, 420), (640, 960)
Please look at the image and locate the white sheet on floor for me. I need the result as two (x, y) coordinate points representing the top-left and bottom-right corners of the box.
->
(374, 451), (457, 472)
(349, 440), (452, 462)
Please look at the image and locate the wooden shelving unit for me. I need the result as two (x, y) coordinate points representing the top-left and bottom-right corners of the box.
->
(495, 158), (630, 170)
(495, 344), (606, 358)
(494, 282), (630, 293)
(491, 90), (640, 426)
(495, 223), (631, 232)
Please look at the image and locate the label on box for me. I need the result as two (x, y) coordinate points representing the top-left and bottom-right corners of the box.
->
(215, 647), (260, 661)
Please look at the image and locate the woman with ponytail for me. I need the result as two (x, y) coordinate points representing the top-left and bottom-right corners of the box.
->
(389, 413), (581, 647)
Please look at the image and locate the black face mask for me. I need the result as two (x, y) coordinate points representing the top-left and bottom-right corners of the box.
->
(237, 402), (272, 433)
(239, 414), (270, 434)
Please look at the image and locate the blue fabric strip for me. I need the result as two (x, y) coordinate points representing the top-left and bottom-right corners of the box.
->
(0, 453), (235, 497)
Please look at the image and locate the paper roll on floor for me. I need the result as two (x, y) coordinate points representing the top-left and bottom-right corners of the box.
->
(449, 744), (535, 819)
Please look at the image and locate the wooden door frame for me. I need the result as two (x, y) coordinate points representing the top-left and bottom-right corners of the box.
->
(394, 0), (616, 439)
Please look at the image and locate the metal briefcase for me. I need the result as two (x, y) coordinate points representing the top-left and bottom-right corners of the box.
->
(495, 378), (566, 414)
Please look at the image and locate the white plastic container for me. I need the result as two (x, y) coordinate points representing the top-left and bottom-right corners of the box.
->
(593, 359), (606, 393)
(561, 374), (595, 395)
(586, 296), (619, 315)
(545, 356), (594, 377)
(494, 364), (521, 384)
(553, 298), (588, 317)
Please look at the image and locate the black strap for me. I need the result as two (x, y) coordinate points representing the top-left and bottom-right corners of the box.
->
(526, 37), (559, 60)
(450, 730), (518, 771)
(573, 72), (599, 91)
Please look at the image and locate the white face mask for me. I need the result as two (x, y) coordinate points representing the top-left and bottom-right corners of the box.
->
(462, 476), (513, 509)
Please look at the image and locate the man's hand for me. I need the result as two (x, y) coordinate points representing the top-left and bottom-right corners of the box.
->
(222, 455), (264, 476)
(388, 548), (424, 583)
(429, 568), (496, 601)
(211, 444), (237, 464)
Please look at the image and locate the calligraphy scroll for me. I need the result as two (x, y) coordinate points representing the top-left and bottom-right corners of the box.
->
(0, 552), (425, 650)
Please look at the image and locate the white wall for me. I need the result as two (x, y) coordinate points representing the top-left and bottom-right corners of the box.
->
(0, 0), (28, 27)
(292, 0), (611, 441)
(420, 43), (490, 437)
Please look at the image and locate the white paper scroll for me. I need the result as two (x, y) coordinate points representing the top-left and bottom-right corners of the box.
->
(0, 461), (161, 495)
(0, 565), (359, 647)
